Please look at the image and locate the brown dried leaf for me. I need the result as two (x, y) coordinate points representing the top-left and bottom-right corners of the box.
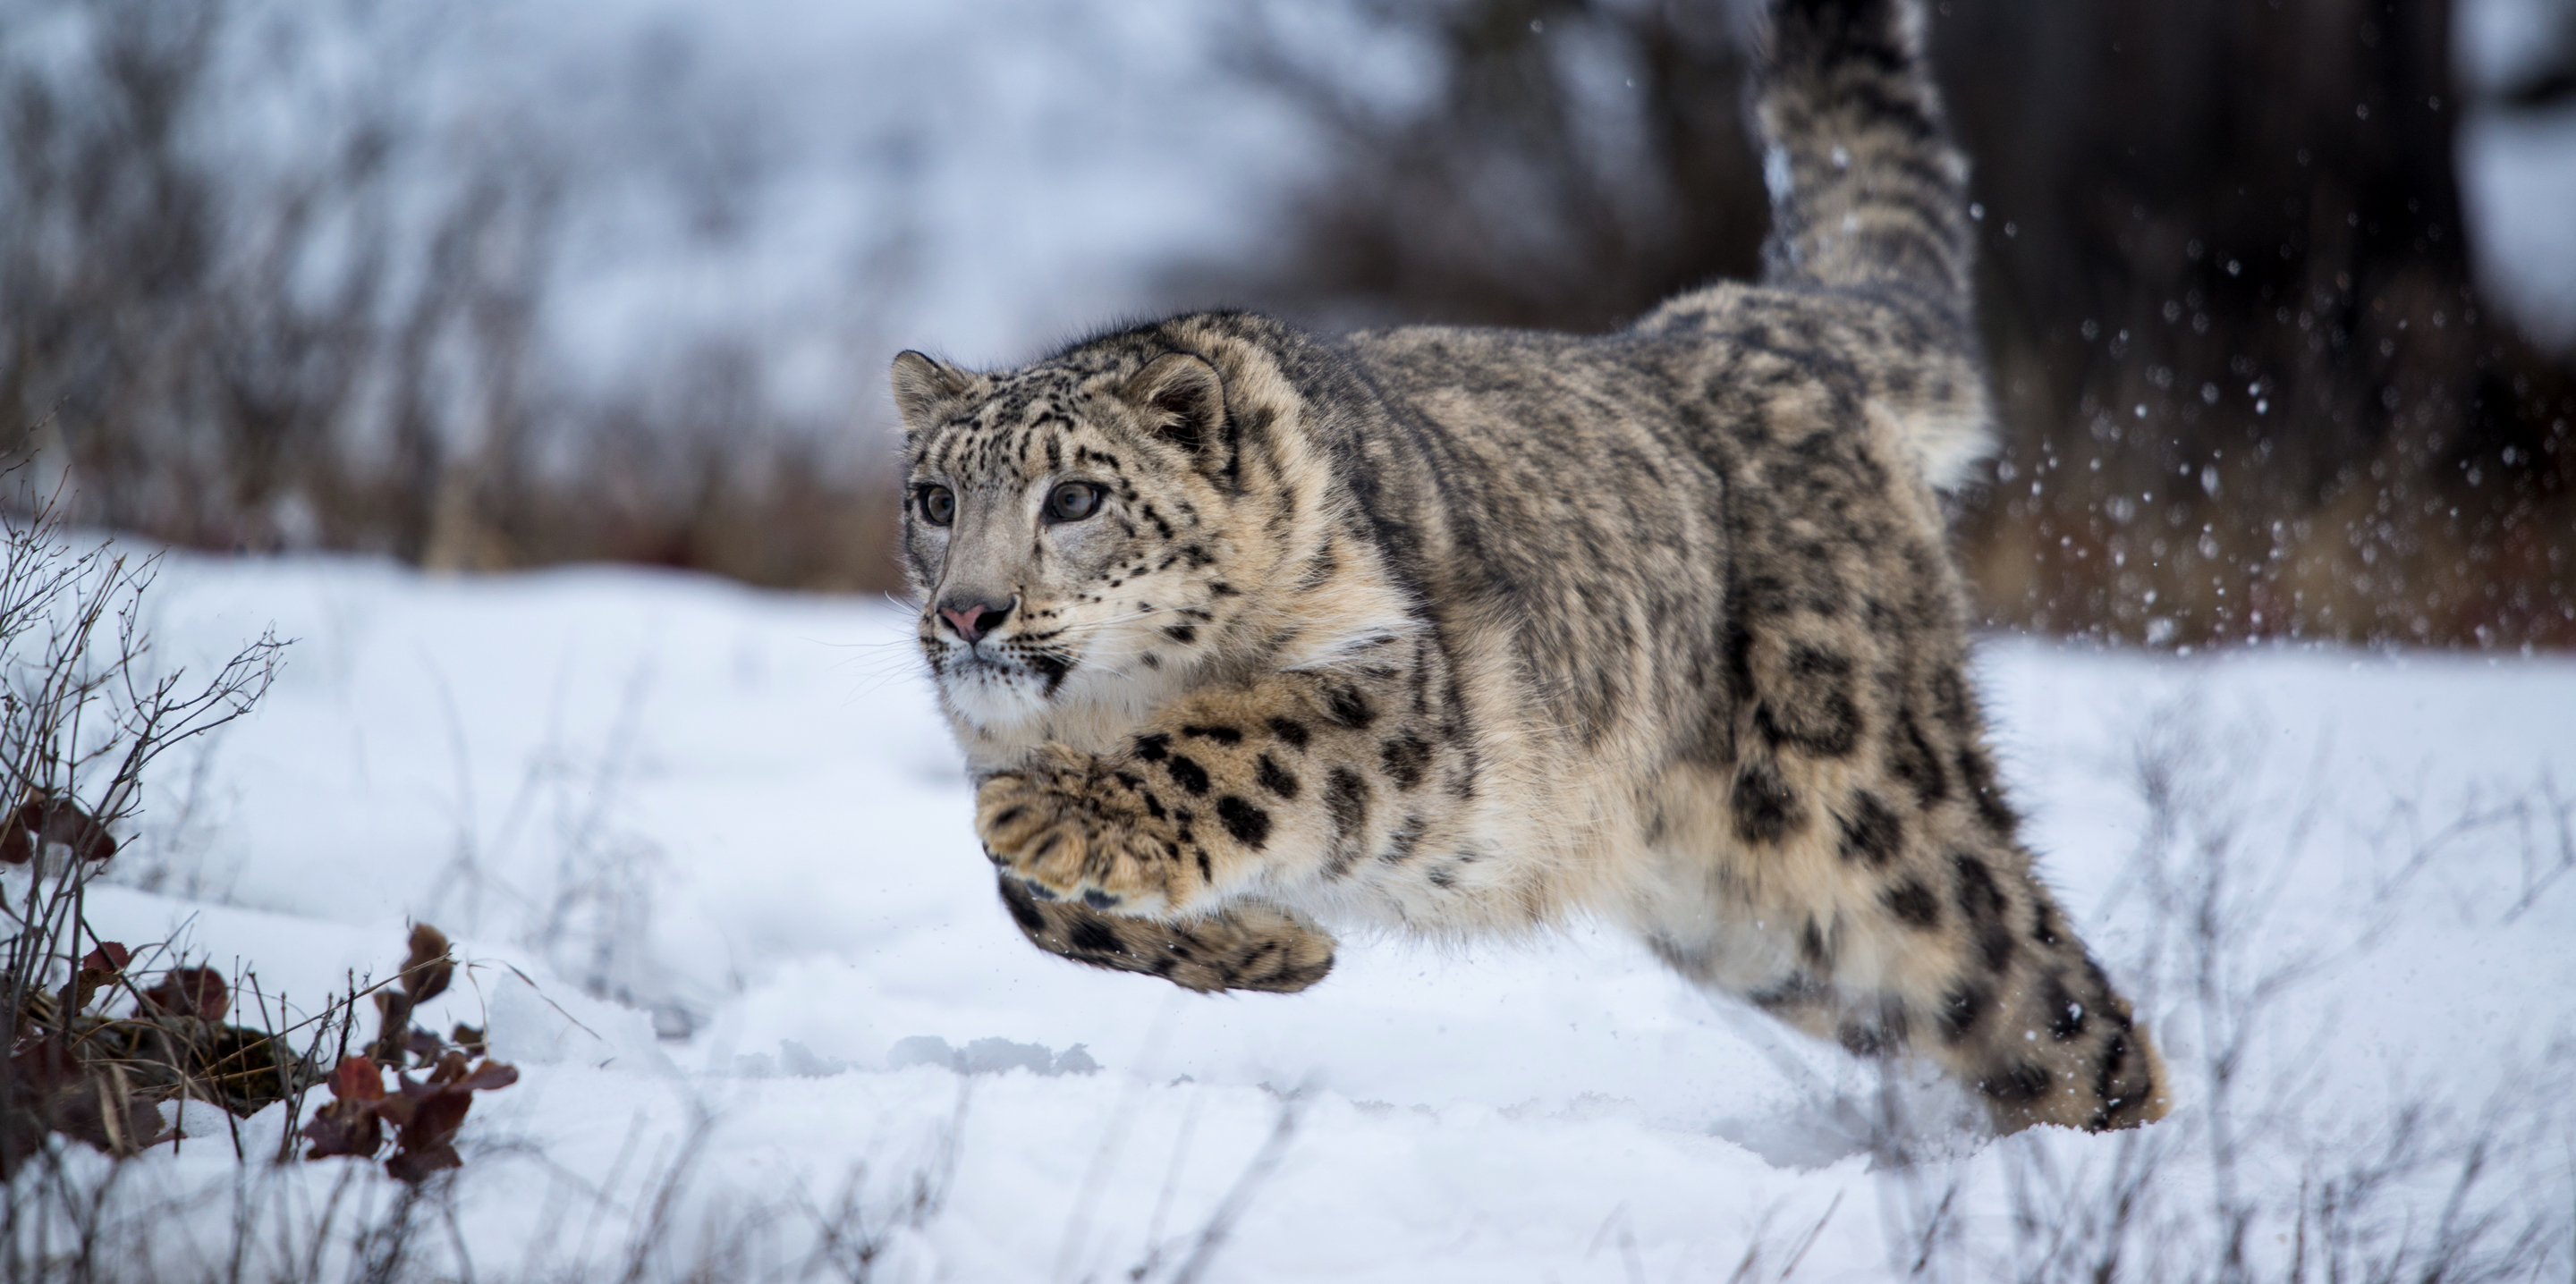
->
(141, 967), (228, 1020)
(190, 1023), (316, 1117)
(392, 1077), (472, 1143)
(377, 1057), (516, 1184)
(301, 1056), (388, 1161)
(301, 1096), (384, 1159)
(370, 991), (415, 1067)
(1, 1106), (44, 1179)
(400, 924), (452, 1002)
(453, 1060), (519, 1092)
(36, 800), (115, 863)
(425, 1050), (470, 1085)
(369, 1090), (416, 1128)
(450, 1024), (487, 1057)
(9, 1036), (80, 1095)
(0, 797), (43, 865)
(5, 1037), (165, 1159)
(329, 1055), (386, 1105)
(6, 798), (116, 864)
(53, 1069), (165, 1155)
(72, 942), (130, 1013)
(382, 1139), (462, 1182)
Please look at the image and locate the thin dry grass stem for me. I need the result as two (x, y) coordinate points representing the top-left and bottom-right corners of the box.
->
(1056, 997), (1183, 1284)
(1772, 1190), (1844, 1280)
(415, 656), (693, 1041)
(605, 1101), (718, 1284)
(1122, 1087), (1205, 1284)
(1584, 1202), (1649, 1284)
(1162, 1088), (1304, 1284)
(792, 1075), (970, 1284)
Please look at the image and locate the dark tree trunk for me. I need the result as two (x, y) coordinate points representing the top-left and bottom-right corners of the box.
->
(1936, 0), (2574, 646)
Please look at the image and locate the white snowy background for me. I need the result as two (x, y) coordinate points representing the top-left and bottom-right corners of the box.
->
(6, 0), (2576, 1277)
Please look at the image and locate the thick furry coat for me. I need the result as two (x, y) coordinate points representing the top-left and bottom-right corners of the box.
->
(890, 0), (2166, 1133)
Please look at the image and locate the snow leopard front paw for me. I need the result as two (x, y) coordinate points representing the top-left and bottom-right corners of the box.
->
(976, 748), (1197, 917)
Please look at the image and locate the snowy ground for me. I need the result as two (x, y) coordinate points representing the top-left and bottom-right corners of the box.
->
(21, 549), (2576, 1281)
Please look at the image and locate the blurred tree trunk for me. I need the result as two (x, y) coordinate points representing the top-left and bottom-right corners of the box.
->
(1936, 0), (2575, 645)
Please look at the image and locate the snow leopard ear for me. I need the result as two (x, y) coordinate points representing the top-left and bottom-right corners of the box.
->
(1118, 353), (1225, 454)
(890, 351), (979, 429)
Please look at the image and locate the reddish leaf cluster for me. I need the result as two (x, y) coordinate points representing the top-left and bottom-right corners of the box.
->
(71, 942), (131, 1013)
(4, 920), (504, 1180)
(8, 941), (164, 1175)
(297, 920), (515, 1181)
(0, 794), (115, 865)
(299, 1055), (387, 1161)
(299, 1051), (519, 1182)
(4, 937), (312, 1175)
(3, 1034), (165, 1177)
(140, 967), (228, 1021)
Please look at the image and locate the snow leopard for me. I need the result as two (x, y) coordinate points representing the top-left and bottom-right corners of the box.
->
(889, 0), (2168, 1133)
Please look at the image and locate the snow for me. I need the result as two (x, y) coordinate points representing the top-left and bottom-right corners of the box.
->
(2457, 0), (2576, 351)
(2459, 106), (2576, 351)
(13, 548), (2572, 1280)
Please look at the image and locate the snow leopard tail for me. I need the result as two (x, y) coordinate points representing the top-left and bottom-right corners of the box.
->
(1753, 0), (1975, 309)
(1734, 0), (1989, 488)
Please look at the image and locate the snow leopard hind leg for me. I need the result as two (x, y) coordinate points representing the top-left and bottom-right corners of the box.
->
(1627, 0), (2171, 1134)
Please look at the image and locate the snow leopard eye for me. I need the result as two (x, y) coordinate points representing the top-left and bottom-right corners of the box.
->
(1044, 482), (1103, 523)
(917, 486), (955, 527)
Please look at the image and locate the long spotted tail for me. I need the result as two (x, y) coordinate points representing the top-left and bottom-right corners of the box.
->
(1754, 0), (1975, 308)
(1733, 0), (1991, 488)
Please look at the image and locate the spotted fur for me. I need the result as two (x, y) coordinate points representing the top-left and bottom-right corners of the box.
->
(996, 875), (1335, 993)
(893, 0), (2167, 1134)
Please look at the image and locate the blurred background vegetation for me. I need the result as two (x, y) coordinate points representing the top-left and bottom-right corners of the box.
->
(2, 0), (2571, 647)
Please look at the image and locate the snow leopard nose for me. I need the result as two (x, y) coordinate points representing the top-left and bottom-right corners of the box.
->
(938, 595), (1013, 644)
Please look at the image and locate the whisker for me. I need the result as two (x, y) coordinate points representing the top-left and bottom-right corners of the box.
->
(1054, 604), (1173, 635)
